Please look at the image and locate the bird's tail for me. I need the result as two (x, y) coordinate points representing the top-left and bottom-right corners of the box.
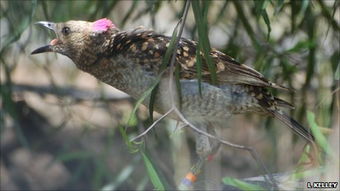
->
(267, 109), (315, 143)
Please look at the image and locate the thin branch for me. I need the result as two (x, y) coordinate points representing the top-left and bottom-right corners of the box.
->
(172, 107), (277, 188)
(173, 107), (246, 149)
(130, 108), (174, 142)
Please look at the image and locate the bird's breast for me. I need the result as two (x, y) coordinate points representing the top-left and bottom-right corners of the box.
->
(85, 56), (258, 123)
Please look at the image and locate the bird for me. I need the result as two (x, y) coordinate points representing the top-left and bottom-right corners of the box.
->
(31, 18), (314, 184)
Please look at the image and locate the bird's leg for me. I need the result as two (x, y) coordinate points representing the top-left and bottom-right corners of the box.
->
(204, 127), (221, 161)
(179, 123), (221, 189)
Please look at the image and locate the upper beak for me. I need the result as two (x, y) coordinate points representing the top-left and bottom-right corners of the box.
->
(31, 21), (56, 55)
(35, 21), (56, 31)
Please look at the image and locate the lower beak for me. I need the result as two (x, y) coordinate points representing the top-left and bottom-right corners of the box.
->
(31, 21), (56, 55)
(31, 45), (53, 54)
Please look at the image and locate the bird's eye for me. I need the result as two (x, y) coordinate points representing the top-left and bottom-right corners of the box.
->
(61, 27), (71, 36)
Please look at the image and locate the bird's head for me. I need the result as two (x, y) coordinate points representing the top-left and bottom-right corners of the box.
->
(31, 18), (118, 68)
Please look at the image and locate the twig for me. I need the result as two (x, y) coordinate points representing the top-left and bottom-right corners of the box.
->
(174, 122), (187, 132)
(130, 108), (174, 142)
(171, 107), (277, 188)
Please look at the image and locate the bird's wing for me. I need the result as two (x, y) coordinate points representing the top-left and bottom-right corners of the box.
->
(108, 28), (290, 91)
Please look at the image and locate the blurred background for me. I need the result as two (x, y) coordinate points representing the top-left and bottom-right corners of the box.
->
(1, 0), (339, 190)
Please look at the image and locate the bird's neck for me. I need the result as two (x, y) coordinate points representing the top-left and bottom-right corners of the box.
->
(71, 30), (158, 99)
(72, 31), (118, 71)
(78, 53), (156, 99)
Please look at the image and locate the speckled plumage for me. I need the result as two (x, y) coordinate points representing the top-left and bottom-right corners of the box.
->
(32, 19), (314, 145)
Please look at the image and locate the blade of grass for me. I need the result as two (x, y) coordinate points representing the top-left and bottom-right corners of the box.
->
(195, 44), (203, 95)
(136, 176), (149, 191)
(175, 63), (182, 109)
(290, 0), (298, 33)
(127, 81), (159, 128)
(335, 62), (340, 80)
(120, 124), (139, 153)
(261, 10), (271, 40)
(121, 0), (138, 28)
(232, 0), (260, 49)
(93, 157), (106, 189)
(307, 111), (332, 156)
(1, 0), (37, 54)
(298, 7), (316, 121)
(254, 0), (271, 40)
(192, 0), (217, 85)
(101, 0), (119, 17)
(141, 151), (165, 190)
(55, 151), (93, 162)
(286, 40), (316, 53)
(317, 0), (340, 32)
(222, 177), (265, 191)
(290, 167), (326, 180)
(101, 158), (137, 191)
(148, 19), (180, 122)
(213, 0), (229, 25)
(0, 57), (30, 148)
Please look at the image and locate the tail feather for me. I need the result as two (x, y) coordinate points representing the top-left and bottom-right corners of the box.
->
(274, 97), (295, 109)
(268, 109), (315, 143)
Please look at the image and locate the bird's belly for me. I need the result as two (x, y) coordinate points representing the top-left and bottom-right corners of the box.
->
(125, 76), (236, 122)
(172, 80), (234, 120)
(95, 64), (248, 122)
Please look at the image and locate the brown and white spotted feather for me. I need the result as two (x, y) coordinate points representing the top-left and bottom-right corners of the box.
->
(105, 28), (295, 113)
(105, 28), (314, 142)
(107, 28), (290, 91)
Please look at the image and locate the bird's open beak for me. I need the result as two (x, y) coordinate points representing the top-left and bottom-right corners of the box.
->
(31, 21), (57, 55)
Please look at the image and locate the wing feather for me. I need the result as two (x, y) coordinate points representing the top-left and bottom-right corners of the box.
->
(108, 29), (291, 91)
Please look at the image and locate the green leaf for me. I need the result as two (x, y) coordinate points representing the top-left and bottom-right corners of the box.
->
(56, 151), (93, 162)
(127, 82), (157, 127)
(298, 0), (310, 18)
(261, 10), (271, 40)
(120, 0), (138, 28)
(126, 112), (138, 127)
(119, 125), (139, 153)
(254, 0), (271, 40)
(195, 44), (203, 95)
(192, 0), (218, 85)
(0, 0), (37, 54)
(149, 19), (180, 122)
(290, 167), (326, 180)
(175, 63), (182, 109)
(331, 51), (340, 80)
(213, 0), (229, 25)
(141, 152), (165, 190)
(286, 41), (316, 53)
(334, 63), (340, 80)
(222, 177), (265, 191)
(101, 156), (139, 191)
(232, 1), (260, 49)
(275, 0), (285, 13)
(307, 111), (332, 155)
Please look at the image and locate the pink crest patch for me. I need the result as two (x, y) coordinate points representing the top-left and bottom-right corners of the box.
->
(92, 18), (115, 32)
